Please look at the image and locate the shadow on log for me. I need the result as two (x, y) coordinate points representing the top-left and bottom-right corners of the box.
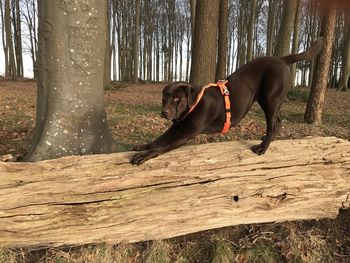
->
(0, 137), (349, 247)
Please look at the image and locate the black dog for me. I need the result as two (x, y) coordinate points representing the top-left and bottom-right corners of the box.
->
(131, 38), (324, 165)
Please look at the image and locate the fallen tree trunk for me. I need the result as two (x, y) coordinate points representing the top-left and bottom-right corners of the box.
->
(0, 137), (349, 247)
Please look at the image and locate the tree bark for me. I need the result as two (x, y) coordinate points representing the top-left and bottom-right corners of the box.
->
(189, 0), (196, 40)
(274, 0), (299, 57)
(133, 0), (141, 84)
(304, 7), (337, 124)
(25, 0), (121, 162)
(290, 0), (302, 86)
(190, 0), (220, 85)
(246, 0), (257, 62)
(185, 18), (191, 82)
(13, 0), (23, 77)
(4, 0), (16, 78)
(236, 0), (247, 68)
(104, 2), (111, 87)
(266, 0), (277, 56)
(339, 17), (350, 91)
(215, 0), (228, 81)
(1, 137), (349, 247)
(111, 0), (117, 80)
(0, 0), (8, 75)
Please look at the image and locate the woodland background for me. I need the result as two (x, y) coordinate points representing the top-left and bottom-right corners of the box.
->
(1, 0), (349, 89)
(0, 0), (350, 262)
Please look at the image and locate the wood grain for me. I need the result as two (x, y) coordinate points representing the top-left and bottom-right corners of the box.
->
(0, 137), (349, 247)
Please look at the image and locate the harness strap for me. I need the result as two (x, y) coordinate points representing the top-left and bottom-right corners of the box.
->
(185, 80), (231, 134)
(217, 81), (231, 134)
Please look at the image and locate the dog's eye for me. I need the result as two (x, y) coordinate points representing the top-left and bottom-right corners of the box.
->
(174, 97), (180, 103)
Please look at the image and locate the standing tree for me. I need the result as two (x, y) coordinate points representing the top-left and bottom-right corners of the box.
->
(266, 0), (278, 56)
(236, 0), (247, 68)
(0, 0), (5, 69)
(25, 0), (121, 161)
(190, 0), (220, 85)
(4, 0), (16, 78)
(290, 0), (302, 86)
(339, 17), (350, 91)
(246, 0), (257, 62)
(215, 0), (228, 80)
(189, 0), (196, 37)
(133, 0), (141, 83)
(274, 0), (299, 57)
(12, 0), (23, 77)
(304, 6), (337, 124)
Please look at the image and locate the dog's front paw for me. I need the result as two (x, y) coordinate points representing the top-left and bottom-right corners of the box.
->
(251, 143), (267, 155)
(131, 153), (147, 165)
(130, 150), (159, 165)
(131, 151), (155, 165)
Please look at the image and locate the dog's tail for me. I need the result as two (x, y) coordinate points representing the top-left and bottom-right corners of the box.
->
(280, 37), (324, 64)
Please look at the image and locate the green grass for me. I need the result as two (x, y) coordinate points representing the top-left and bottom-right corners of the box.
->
(287, 87), (310, 103)
(112, 103), (161, 116)
(240, 246), (279, 263)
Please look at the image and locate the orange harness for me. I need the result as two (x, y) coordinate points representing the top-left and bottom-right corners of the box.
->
(185, 80), (231, 134)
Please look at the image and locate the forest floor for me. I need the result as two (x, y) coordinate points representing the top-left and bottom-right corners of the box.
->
(0, 78), (350, 262)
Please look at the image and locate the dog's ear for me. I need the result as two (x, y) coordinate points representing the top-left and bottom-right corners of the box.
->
(181, 84), (196, 108)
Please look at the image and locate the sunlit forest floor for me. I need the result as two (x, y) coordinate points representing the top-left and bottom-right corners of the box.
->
(0, 78), (350, 262)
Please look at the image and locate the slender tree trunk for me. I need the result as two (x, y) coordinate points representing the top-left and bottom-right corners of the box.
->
(147, 32), (153, 82)
(330, 16), (341, 89)
(189, 0), (196, 41)
(104, 5), (111, 87)
(111, 9), (117, 80)
(246, 0), (257, 62)
(174, 31), (178, 81)
(156, 32), (160, 82)
(116, 21), (122, 81)
(274, 0), (298, 57)
(339, 17), (350, 91)
(143, 28), (147, 81)
(215, 0), (228, 80)
(291, 0), (302, 86)
(304, 7), (337, 125)
(133, 0), (140, 83)
(5, 0), (16, 78)
(163, 26), (167, 81)
(139, 28), (143, 80)
(0, 0), (9, 75)
(236, 0), (247, 68)
(179, 30), (183, 81)
(307, 3), (320, 87)
(266, 0), (277, 56)
(25, 0), (120, 162)
(227, 27), (232, 75)
(13, 0), (23, 77)
(190, 0), (220, 85)
(32, 0), (38, 78)
(186, 28), (191, 82)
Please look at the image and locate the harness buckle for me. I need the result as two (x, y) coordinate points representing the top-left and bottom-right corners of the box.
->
(223, 86), (230, 96)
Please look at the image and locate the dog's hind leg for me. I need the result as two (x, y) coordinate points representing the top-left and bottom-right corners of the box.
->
(252, 86), (285, 155)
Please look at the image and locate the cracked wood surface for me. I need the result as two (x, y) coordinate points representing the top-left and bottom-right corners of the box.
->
(0, 137), (350, 247)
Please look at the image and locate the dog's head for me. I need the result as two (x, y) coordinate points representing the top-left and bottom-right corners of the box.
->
(161, 82), (196, 121)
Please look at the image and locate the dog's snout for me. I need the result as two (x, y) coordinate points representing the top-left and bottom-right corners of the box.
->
(161, 109), (170, 118)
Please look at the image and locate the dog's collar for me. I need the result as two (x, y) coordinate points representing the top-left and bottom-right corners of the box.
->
(184, 80), (231, 134)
